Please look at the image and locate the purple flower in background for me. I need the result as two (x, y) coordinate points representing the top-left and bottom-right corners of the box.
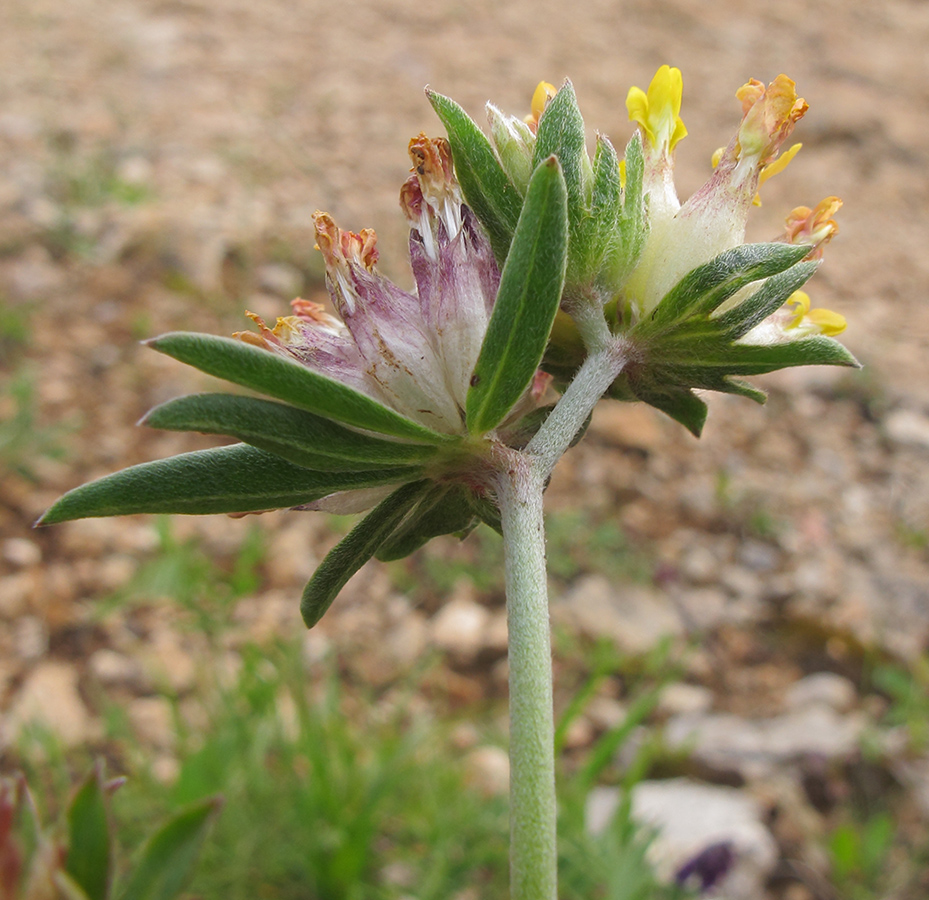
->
(674, 840), (736, 892)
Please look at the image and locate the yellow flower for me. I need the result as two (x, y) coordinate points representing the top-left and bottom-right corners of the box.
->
(626, 65), (688, 154)
(785, 291), (847, 336)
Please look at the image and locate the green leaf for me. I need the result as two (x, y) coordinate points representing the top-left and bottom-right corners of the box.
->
(466, 156), (569, 434)
(301, 480), (430, 627)
(714, 260), (819, 338)
(574, 135), (622, 282)
(627, 387), (707, 437)
(142, 393), (440, 472)
(532, 80), (587, 236)
(147, 333), (448, 445)
(65, 765), (111, 900)
(117, 797), (220, 900)
(37, 444), (421, 524)
(427, 90), (524, 264)
(644, 243), (811, 331)
(374, 485), (477, 562)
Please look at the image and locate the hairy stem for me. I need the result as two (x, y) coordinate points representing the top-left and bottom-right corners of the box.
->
(496, 327), (628, 900)
(496, 450), (557, 900)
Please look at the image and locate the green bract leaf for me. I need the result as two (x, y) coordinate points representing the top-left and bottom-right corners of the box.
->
(37, 445), (422, 524)
(374, 485), (477, 562)
(301, 480), (430, 627)
(117, 798), (220, 900)
(643, 243), (811, 332)
(66, 765), (111, 900)
(466, 156), (568, 435)
(147, 333), (447, 445)
(532, 80), (587, 238)
(427, 90), (523, 264)
(142, 393), (440, 472)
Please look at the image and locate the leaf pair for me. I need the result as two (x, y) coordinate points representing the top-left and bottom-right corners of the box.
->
(612, 242), (860, 435)
(4, 764), (218, 900)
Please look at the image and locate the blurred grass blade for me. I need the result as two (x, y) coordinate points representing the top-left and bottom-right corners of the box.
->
(37, 444), (422, 523)
(65, 764), (111, 900)
(427, 90), (524, 263)
(143, 393), (440, 472)
(147, 333), (448, 444)
(465, 156), (568, 435)
(117, 797), (220, 900)
(301, 480), (430, 627)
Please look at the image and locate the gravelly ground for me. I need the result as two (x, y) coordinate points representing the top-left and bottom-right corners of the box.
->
(1, 1), (928, 896)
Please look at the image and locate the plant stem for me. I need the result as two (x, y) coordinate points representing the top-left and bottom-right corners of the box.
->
(496, 450), (557, 900)
(496, 332), (628, 900)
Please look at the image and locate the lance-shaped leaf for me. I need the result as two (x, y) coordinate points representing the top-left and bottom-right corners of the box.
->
(427, 90), (523, 264)
(117, 797), (220, 900)
(37, 444), (422, 524)
(142, 394), (440, 472)
(147, 333), (448, 445)
(374, 484), (477, 562)
(466, 156), (568, 435)
(642, 243), (811, 332)
(65, 765), (111, 900)
(533, 81), (587, 235)
(301, 480), (430, 628)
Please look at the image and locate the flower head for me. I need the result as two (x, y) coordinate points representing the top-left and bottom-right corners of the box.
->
(237, 134), (501, 438)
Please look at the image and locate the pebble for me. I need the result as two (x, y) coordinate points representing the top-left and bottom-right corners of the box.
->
(587, 402), (664, 452)
(430, 593), (491, 663)
(1, 661), (97, 749)
(665, 706), (867, 778)
(2, 537), (41, 568)
(587, 779), (777, 900)
(884, 408), (929, 450)
(552, 576), (684, 655)
(12, 616), (49, 661)
(785, 672), (857, 714)
(658, 682), (714, 717)
(89, 648), (146, 688)
(256, 262), (304, 298)
(463, 746), (510, 797)
(127, 696), (176, 751)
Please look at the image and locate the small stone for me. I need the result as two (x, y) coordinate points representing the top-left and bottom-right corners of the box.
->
(588, 779), (778, 900)
(89, 648), (145, 688)
(553, 576), (684, 655)
(127, 696), (176, 750)
(430, 593), (490, 663)
(2, 661), (96, 749)
(884, 408), (929, 449)
(584, 696), (628, 731)
(658, 683), (714, 717)
(679, 545), (719, 584)
(2, 537), (41, 568)
(785, 672), (857, 713)
(13, 616), (49, 661)
(150, 754), (180, 785)
(464, 746), (510, 796)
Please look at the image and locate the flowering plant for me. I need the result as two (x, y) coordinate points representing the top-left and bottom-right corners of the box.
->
(40, 67), (857, 899)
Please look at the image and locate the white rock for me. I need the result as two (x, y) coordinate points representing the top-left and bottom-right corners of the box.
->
(587, 779), (778, 900)
(89, 649), (145, 688)
(127, 697), (176, 750)
(12, 616), (49, 661)
(553, 576), (684, 655)
(430, 595), (490, 663)
(785, 672), (857, 713)
(256, 262), (304, 298)
(464, 746), (510, 796)
(658, 682), (714, 716)
(2, 661), (96, 748)
(2, 537), (41, 568)
(665, 705), (867, 777)
(885, 409), (929, 449)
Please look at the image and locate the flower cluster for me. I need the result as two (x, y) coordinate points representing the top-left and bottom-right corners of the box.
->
(430, 66), (857, 433)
